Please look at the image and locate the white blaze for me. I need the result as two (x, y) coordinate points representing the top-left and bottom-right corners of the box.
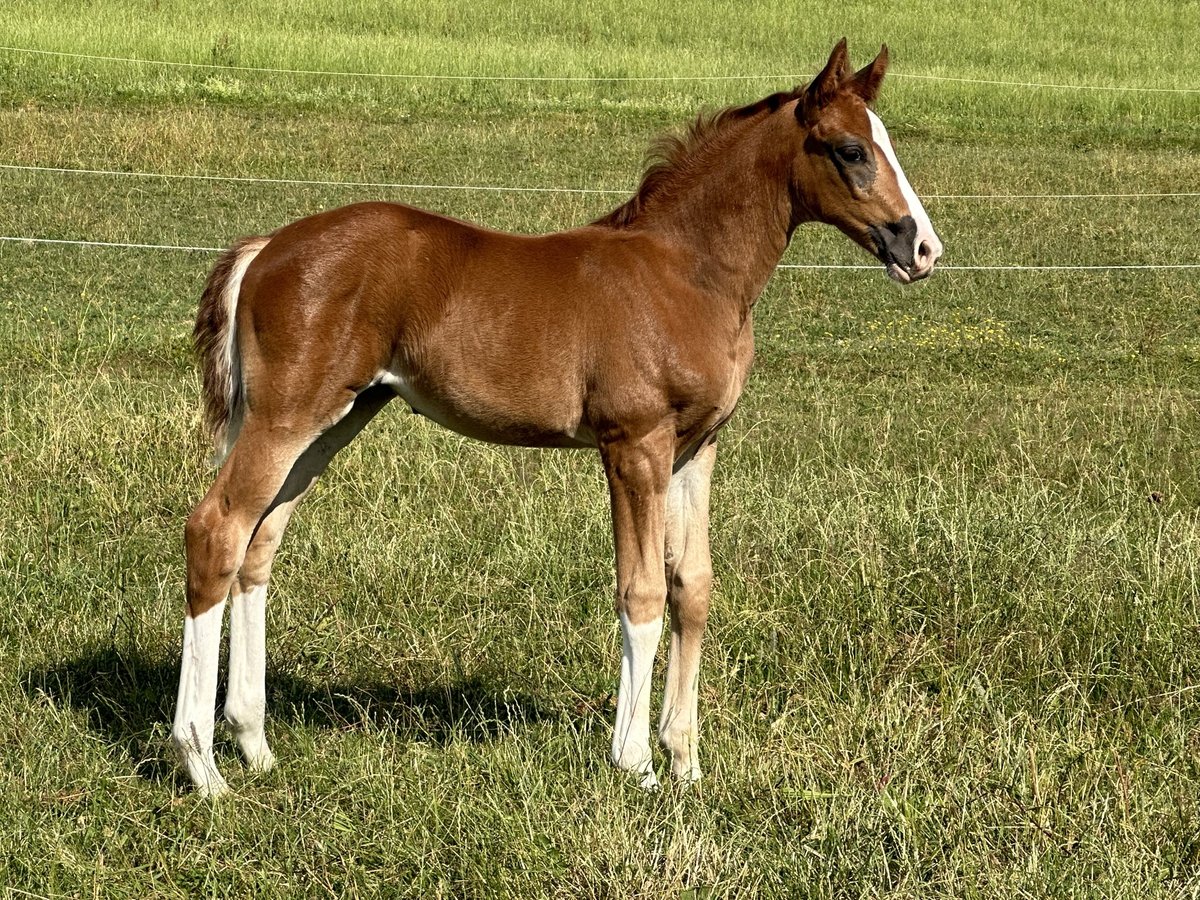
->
(867, 109), (943, 266)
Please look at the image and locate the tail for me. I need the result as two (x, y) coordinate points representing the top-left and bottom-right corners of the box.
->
(194, 235), (270, 466)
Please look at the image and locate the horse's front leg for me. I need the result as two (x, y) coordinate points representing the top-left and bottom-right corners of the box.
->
(601, 426), (674, 790)
(660, 441), (716, 784)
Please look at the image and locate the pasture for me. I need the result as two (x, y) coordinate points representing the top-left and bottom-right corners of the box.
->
(1, 1), (1199, 895)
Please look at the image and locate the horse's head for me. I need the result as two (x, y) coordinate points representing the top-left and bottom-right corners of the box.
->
(792, 39), (942, 283)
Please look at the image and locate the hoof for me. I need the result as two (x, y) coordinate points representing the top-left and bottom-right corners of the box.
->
(245, 748), (276, 774)
(613, 742), (658, 791)
(673, 764), (702, 786)
(195, 777), (231, 800)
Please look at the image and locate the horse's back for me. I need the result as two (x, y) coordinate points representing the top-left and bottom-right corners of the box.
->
(233, 202), (607, 445)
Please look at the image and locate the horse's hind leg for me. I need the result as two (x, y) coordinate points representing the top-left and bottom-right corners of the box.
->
(222, 386), (393, 774)
(659, 441), (716, 784)
(172, 421), (309, 797)
(173, 385), (392, 796)
(222, 497), (298, 774)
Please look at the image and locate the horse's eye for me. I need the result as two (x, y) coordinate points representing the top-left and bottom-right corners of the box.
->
(837, 146), (865, 164)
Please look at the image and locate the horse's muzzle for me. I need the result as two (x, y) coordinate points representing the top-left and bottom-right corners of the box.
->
(870, 215), (941, 283)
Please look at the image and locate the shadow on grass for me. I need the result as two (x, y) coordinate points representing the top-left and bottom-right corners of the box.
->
(21, 644), (552, 785)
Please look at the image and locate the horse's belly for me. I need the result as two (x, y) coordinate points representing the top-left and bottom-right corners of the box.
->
(373, 370), (595, 449)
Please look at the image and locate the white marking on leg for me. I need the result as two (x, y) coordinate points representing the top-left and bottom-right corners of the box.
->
(867, 109), (943, 265)
(225, 583), (274, 772)
(171, 600), (229, 797)
(612, 611), (663, 789)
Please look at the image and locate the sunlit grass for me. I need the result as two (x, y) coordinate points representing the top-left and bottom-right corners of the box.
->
(2, 2), (1200, 897)
(2, 0), (1198, 145)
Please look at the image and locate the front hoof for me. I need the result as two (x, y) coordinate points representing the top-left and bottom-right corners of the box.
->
(613, 745), (659, 791)
(638, 769), (661, 791)
(243, 746), (276, 774)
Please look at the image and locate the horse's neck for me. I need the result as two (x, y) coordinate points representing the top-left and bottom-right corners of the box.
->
(641, 133), (792, 314)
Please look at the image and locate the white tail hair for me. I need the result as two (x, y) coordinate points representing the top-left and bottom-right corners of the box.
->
(194, 236), (269, 466)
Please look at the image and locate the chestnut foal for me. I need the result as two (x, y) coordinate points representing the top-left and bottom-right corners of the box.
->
(173, 40), (941, 796)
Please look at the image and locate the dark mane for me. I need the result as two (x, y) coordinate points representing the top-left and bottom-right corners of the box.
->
(593, 89), (802, 229)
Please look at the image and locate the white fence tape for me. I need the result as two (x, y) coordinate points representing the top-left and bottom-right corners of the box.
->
(4, 164), (1199, 201)
(3, 44), (1196, 93)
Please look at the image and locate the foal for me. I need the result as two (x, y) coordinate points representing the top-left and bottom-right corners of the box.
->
(173, 40), (941, 795)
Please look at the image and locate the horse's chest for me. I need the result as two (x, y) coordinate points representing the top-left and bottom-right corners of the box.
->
(675, 320), (754, 441)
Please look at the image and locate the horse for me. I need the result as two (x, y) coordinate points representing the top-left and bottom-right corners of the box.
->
(172, 39), (942, 796)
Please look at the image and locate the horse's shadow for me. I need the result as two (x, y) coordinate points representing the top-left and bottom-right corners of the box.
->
(22, 644), (552, 785)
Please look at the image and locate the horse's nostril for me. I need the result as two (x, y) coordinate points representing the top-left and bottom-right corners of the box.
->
(917, 240), (932, 264)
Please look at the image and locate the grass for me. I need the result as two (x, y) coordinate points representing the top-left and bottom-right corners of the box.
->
(2, 2), (1200, 897)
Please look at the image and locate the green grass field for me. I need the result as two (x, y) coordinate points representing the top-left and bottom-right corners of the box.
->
(2, 1), (1200, 896)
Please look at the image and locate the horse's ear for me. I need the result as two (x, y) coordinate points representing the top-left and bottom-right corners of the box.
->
(848, 44), (889, 106)
(799, 38), (849, 123)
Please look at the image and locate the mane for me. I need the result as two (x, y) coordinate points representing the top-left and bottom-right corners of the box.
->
(593, 89), (802, 229)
